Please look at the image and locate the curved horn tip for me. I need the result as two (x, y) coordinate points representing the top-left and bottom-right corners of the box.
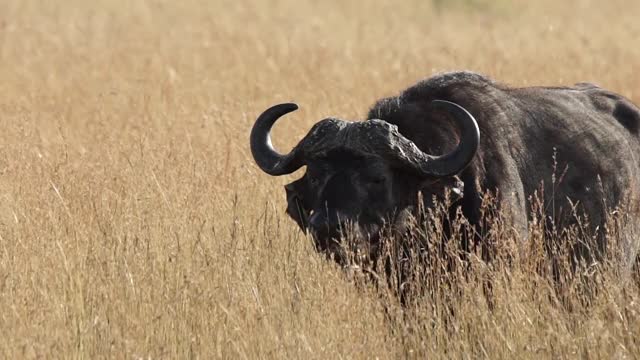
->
(431, 99), (480, 137)
(275, 102), (298, 111)
(250, 102), (304, 176)
(411, 99), (480, 177)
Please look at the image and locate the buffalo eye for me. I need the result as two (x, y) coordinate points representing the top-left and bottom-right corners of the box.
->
(370, 177), (385, 185)
(308, 175), (321, 187)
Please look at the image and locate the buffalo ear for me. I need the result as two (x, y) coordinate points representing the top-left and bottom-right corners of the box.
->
(285, 178), (310, 231)
(450, 175), (465, 201)
(419, 175), (465, 204)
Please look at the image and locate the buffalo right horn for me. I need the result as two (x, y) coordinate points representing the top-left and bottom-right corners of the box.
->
(390, 100), (480, 177)
(417, 100), (480, 177)
(250, 103), (305, 176)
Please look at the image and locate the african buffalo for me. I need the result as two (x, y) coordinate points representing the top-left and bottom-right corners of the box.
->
(250, 71), (640, 269)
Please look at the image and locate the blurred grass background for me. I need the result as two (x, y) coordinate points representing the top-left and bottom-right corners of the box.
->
(0, 0), (639, 358)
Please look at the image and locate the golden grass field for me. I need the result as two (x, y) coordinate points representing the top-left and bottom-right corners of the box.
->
(1, 0), (640, 358)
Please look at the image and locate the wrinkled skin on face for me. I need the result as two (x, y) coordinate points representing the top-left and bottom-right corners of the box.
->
(284, 149), (464, 264)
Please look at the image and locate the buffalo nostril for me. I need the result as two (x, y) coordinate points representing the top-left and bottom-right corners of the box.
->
(308, 212), (317, 224)
(308, 212), (324, 230)
(308, 211), (348, 247)
(309, 211), (343, 231)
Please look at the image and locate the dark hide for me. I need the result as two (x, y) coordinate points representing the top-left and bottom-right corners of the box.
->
(367, 72), (640, 263)
(253, 71), (640, 272)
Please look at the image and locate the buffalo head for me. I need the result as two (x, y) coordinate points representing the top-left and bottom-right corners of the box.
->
(250, 101), (480, 263)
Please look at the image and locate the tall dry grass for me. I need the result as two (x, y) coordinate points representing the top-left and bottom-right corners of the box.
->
(0, 0), (639, 358)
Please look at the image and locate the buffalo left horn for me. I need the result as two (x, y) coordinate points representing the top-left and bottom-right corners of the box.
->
(250, 103), (305, 176)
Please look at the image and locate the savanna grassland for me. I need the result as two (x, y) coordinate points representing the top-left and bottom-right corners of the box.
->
(1, 0), (640, 358)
